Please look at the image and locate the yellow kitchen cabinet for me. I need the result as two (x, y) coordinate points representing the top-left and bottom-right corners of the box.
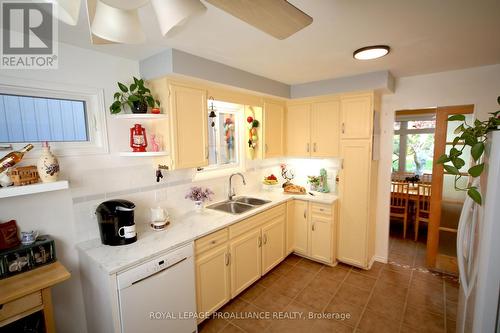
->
(195, 244), (230, 316)
(311, 100), (340, 157)
(285, 104), (311, 156)
(261, 215), (286, 274)
(285, 201), (295, 255)
(285, 99), (340, 157)
(292, 200), (309, 255)
(337, 140), (374, 268)
(169, 84), (208, 169)
(340, 94), (373, 140)
(263, 100), (285, 158)
(147, 79), (208, 170)
(229, 228), (262, 297)
(291, 200), (336, 265)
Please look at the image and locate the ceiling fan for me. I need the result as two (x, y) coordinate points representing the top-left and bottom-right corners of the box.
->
(50, 0), (313, 44)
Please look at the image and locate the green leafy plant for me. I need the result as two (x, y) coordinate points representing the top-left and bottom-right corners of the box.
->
(436, 96), (500, 205)
(110, 77), (160, 114)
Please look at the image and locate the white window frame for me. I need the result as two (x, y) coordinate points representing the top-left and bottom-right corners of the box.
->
(0, 76), (108, 156)
(194, 102), (246, 181)
(394, 119), (435, 173)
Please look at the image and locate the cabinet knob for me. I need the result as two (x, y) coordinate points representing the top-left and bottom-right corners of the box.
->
(263, 234), (268, 245)
(258, 236), (262, 247)
(313, 143), (317, 152)
(303, 209), (307, 219)
(265, 144), (269, 153)
(342, 123), (345, 134)
(306, 143), (310, 153)
(225, 253), (231, 266)
(312, 223), (315, 231)
(211, 240), (216, 244)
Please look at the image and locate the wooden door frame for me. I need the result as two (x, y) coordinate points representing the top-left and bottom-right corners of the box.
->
(426, 104), (474, 267)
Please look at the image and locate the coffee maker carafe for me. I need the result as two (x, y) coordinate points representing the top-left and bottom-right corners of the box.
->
(96, 200), (137, 246)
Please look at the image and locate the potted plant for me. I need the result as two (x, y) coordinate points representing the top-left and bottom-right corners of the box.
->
(436, 96), (500, 204)
(110, 77), (160, 114)
(185, 186), (214, 212)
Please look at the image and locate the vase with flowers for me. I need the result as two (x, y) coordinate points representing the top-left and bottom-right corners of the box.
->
(185, 186), (214, 212)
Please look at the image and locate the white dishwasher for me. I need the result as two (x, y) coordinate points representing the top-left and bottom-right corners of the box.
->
(116, 243), (197, 333)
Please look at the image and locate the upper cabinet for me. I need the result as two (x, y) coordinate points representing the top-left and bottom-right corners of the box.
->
(340, 94), (373, 140)
(169, 84), (208, 169)
(263, 100), (285, 158)
(148, 79), (208, 170)
(285, 98), (340, 157)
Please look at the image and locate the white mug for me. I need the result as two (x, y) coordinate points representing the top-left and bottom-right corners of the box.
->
(118, 225), (136, 239)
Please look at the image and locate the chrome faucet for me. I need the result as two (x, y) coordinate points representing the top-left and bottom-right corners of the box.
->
(228, 173), (246, 200)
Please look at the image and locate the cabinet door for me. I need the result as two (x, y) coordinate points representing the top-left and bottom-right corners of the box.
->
(311, 100), (340, 157)
(309, 217), (332, 263)
(170, 84), (208, 169)
(263, 102), (284, 158)
(285, 104), (311, 156)
(229, 228), (262, 297)
(340, 95), (372, 140)
(195, 245), (230, 315)
(261, 215), (286, 274)
(293, 200), (309, 255)
(338, 140), (371, 267)
(286, 201), (294, 255)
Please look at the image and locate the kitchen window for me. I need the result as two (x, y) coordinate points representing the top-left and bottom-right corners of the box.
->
(0, 77), (108, 156)
(196, 100), (244, 178)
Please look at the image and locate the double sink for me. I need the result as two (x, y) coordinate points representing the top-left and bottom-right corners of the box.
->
(207, 196), (271, 214)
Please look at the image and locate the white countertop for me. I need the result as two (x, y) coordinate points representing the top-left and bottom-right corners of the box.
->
(77, 190), (338, 274)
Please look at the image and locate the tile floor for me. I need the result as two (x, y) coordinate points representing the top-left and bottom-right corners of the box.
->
(198, 236), (459, 333)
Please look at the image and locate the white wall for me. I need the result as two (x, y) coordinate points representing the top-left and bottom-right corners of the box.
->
(375, 64), (500, 261)
(0, 42), (141, 333)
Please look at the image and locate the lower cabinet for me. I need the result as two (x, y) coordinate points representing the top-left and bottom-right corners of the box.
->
(195, 244), (230, 315)
(229, 228), (262, 297)
(261, 215), (286, 274)
(293, 200), (336, 264)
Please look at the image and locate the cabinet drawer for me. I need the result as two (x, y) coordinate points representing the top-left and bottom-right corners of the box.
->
(195, 229), (229, 255)
(311, 203), (332, 219)
(0, 291), (42, 321)
(229, 204), (286, 239)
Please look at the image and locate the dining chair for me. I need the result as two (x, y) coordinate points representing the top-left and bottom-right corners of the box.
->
(390, 182), (410, 238)
(414, 183), (432, 241)
(421, 173), (432, 184)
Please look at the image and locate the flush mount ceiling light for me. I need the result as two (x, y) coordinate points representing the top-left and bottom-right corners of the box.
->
(91, 0), (146, 44)
(353, 45), (390, 60)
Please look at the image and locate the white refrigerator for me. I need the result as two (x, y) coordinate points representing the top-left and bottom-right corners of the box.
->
(457, 130), (500, 333)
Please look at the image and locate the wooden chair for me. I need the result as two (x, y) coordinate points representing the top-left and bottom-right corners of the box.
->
(421, 173), (432, 184)
(414, 184), (432, 241)
(390, 182), (410, 238)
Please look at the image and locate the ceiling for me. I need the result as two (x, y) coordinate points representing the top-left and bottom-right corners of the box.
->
(59, 0), (500, 85)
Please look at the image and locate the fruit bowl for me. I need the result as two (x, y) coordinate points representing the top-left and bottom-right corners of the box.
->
(262, 174), (280, 190)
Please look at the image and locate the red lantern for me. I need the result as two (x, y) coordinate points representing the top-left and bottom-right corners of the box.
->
(130, 124), (148, 152)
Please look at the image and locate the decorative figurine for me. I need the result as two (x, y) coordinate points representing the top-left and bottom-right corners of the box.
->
(150, 134), (160, 152)
(280, 163), (295, 188)
(130, 124), (147, 152)
(246, 114), (259, 158)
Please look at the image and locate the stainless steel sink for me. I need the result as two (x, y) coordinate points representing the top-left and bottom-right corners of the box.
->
(207, 196), (271, 214)
(234, 196), (271, 206)
(206, 201), (255, 214)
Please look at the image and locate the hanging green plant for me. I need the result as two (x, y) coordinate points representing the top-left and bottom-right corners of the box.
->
(436, 96), (500, 205)
(110, 77), (160, 114)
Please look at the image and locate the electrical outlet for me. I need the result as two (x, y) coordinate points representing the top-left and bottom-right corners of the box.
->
(155, 189), (167, 202)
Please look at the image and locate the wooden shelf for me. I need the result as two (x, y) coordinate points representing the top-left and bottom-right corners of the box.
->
(118, 151), (169, 157)
(112, 113), (167, 119)
(0, 180), (69, 199)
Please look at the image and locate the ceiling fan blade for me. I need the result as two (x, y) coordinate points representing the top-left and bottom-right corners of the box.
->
(206, 0), (312, 40)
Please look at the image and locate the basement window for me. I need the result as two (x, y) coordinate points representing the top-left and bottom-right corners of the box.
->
(0, 77), (108, 156)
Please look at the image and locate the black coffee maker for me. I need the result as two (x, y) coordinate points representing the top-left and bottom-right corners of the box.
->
(96, 200), (137, 246)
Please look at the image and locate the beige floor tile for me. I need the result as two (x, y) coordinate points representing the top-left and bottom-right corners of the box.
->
(323, 297), (363, 328)
(257, 271), (280, 288)
(271, 261), (295, 276)
(283, 254), (303, 266)
(295, 259), (324, 273)
(219, 322), (245, 333)
(379, 268), (412, 286)
(313, 318), (354, 333)
(198, 317), (230, 333)
(334, 283), (372, 308)
(319, 265), (350, 281)
(268, 274), (308, 298)
(351, 261), (384, 278)
(343, 271), (377, 291)
(389, 252), (415, 266)
(366, 291), (405, 321)
(403, 305), (446, 333)
(308, 274), (343, 295)
(372, 279), (408, 304)
(444, 282), (459, 303)
(220, 299), (250, 315)
(230, 302), (271, 333)
(295, 284), (333, 311)
(252, 289), (293, 312)
(357, 309), (401, 333)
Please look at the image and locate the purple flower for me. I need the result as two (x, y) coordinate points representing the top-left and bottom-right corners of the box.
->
(185, 186), (214, 202)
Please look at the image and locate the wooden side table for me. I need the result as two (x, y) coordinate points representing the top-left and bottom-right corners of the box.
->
(0, 261), (71, 332)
